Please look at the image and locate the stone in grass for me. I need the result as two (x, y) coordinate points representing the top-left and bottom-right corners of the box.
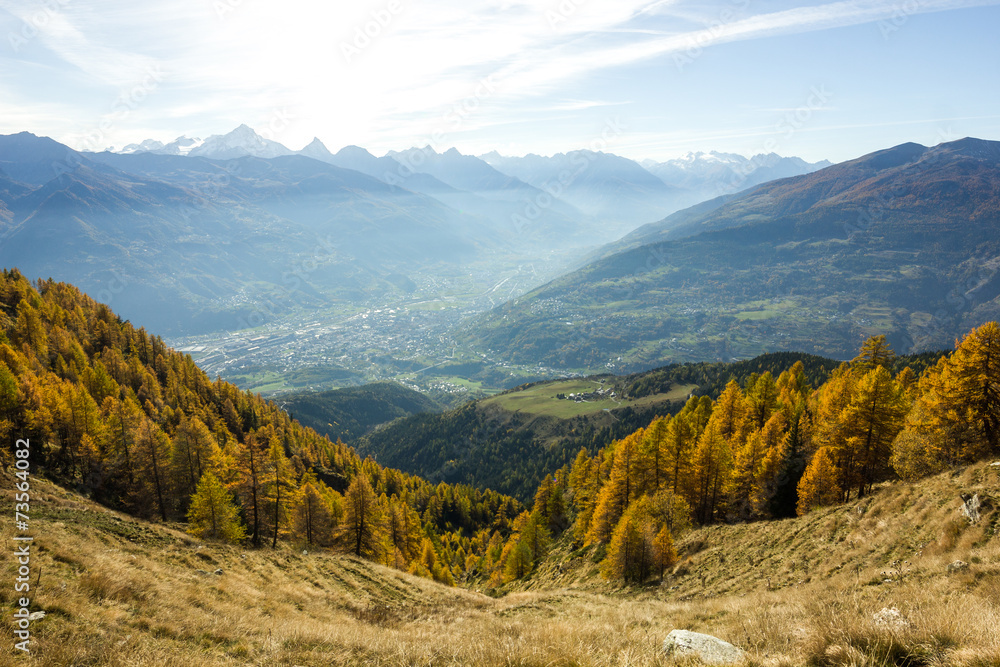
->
(947, 560), (969, 573)
(663, 629), (746, 664)
(873, 607), (911, 629)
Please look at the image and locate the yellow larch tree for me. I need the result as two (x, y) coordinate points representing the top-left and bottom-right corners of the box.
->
(797, 447), (841, 515)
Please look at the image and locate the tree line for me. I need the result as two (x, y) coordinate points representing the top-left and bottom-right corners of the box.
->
(0, 270), (521, 585)
(5, 270), (997, 588)
(477, 327), (1000, 585)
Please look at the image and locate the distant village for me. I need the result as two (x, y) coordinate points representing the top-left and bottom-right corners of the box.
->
(556, 380), (619, 403)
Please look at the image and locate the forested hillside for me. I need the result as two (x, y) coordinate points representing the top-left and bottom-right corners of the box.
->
(0, 270), (520, 585)
(475, 328), (1000, 587)
(355, 350), (940, 502)
(280, 382), (441, 444)
(467, 138), (1000, 370)
(5, 268), (995, 598)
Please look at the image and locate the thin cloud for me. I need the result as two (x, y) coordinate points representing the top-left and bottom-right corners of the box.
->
(487, 0), (1000, 104)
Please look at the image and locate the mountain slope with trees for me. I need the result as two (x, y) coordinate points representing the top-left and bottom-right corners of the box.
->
(0, 269), (520, 584)
(478, 327), (1000, 591)
(466, 138), (1000, 371)
(280, 381), (442, 444)
(355, 350), (942, 502)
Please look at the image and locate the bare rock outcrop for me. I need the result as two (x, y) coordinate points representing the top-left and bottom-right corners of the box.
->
(663, 629), (746, 664)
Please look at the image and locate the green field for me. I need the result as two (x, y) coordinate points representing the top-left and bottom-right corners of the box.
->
(482, 378), (697, 419)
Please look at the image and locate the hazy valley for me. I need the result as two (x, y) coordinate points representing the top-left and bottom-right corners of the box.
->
(4, 112), (1000, 667)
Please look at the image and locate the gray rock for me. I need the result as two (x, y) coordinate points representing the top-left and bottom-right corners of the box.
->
(663, 629), (746, 664)
(213, 568), (224, 575)
(961, 494), (981, 524)
(873, 607), (910, 629)
(947, 560), (969, 573)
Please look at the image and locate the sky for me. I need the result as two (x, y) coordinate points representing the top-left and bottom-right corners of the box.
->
(0, 0), (998, 163)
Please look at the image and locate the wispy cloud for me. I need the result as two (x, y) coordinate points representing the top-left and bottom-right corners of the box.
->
(484, 0), (1000, 104)
(0, 0), (996, 160)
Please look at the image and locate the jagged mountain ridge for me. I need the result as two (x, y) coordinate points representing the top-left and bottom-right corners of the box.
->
(0, 133), (501, 334)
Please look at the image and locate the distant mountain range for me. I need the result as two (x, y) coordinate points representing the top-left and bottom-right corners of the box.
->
(464, 138), (1000, 370)
(113, 125), (830, 241)
(0, 130), (497, 333)
(642, 150), (832, 199)
(0, 125), (830, 337)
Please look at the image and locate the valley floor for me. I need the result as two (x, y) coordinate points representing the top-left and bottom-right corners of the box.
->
(2, 463), (999, 666)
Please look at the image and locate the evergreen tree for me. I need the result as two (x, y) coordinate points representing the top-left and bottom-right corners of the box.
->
(235, 430), (268, 547)
(187, 472), (246, 543)
(584, 430), (641, 545)
(652, 525), (678, 581)
(838, 365), (907, 498)
(796, 447), (841, 515)
(852, 334), (896, 372)
(745, 372), (779, 429)
(386, 496), (423, 567)
(171, 415), (220, 507)
(291, 476), (337, 546)
(341, 474), (385, 559)
(689, 420), (733, 524)
(601, 499), (655, 583)
(503, 538), (533, 582)
(267, 438), (295, 548)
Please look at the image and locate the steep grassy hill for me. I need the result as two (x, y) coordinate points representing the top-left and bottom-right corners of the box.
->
(3, 459), (996, 666)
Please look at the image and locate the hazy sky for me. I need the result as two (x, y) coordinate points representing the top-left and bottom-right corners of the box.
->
(1, 0), (998, 163)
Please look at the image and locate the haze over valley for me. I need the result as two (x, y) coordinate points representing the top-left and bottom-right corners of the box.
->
(4, 2), (1000, 664)
(1, 125), (836, 395)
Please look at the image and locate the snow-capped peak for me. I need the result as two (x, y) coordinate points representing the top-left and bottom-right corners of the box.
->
(119, 138), (165, 154)
(187, 125), (293, 160)
(113, 135), (204, 156)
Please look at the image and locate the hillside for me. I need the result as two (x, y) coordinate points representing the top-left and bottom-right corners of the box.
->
(0, 270), (521, 583)
(3, 272), (1000, 665)
(353, 351), (945, 502)
(465, 138), (1000, 371)
(2, 459), (996, 665)
(279, 381), (442, 444)
(352, 372), (706, 502)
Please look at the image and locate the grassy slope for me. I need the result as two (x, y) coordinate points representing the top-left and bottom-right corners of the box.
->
(354, 376), (699, 502)
(482, 377), (698, 420)
(3, 462), (998, 666)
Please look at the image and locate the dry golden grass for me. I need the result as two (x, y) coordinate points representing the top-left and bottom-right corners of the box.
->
(1, 462), (998, 666)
